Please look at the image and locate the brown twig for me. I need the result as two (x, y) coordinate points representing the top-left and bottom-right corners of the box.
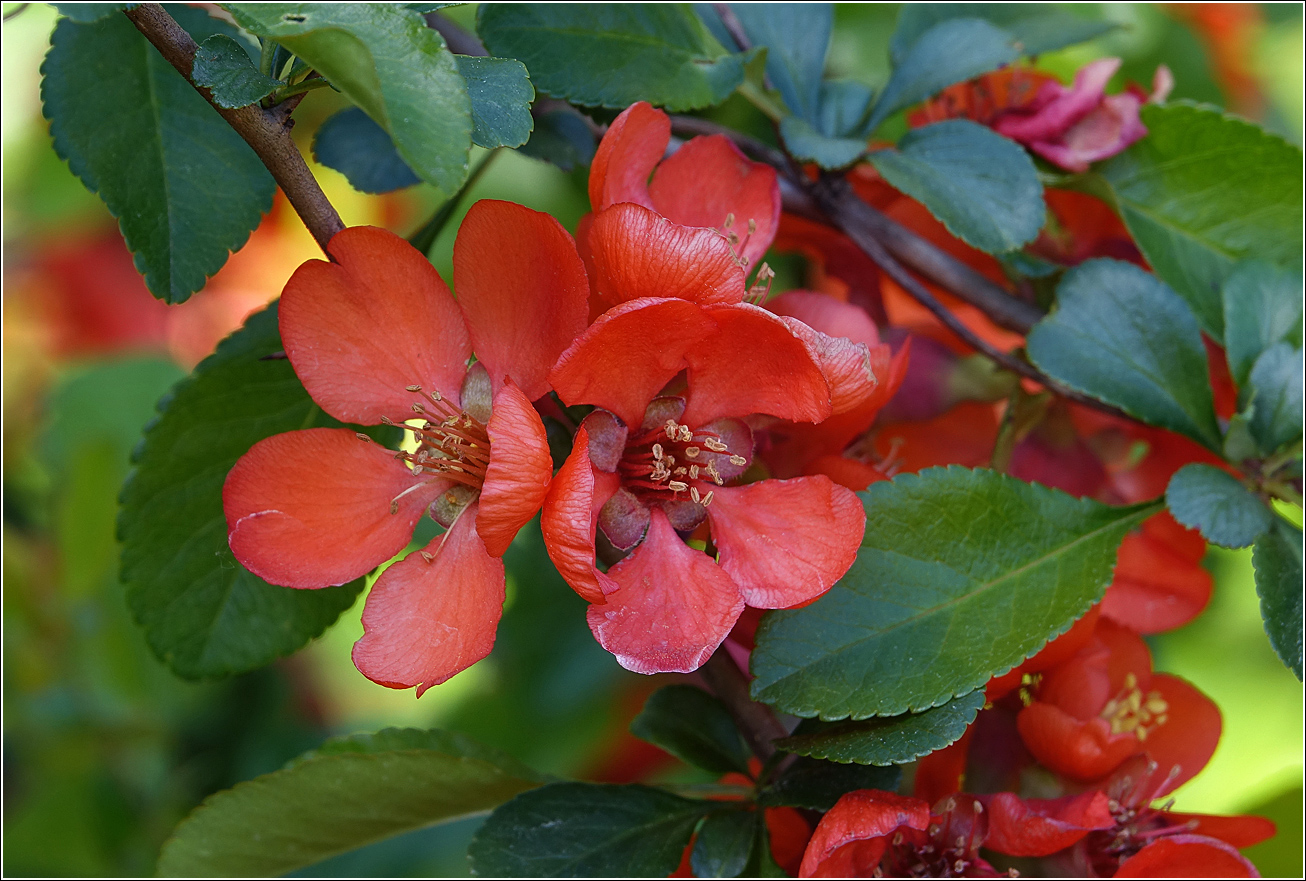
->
(699, 648), (789, 763)
(124, 4), (344, 254)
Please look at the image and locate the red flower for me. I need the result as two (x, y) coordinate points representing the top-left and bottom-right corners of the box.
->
(1016, 619), (1221, 786)
(799, 789), (1113, 877)
(222, 203), (589, 693)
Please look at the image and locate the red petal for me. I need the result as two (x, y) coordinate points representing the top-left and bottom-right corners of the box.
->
(707, 477), (865, 609)
(280, 226), (471, 424)
(983, 791), (1115, 857)
(540, 426), (619, 603)
(799, 790), (931, 878)
(778, 315), (879, 414)
(352, 502), (504, 696)
(1113, 834), (1259, 878)
(988, 605), (1102, 701)
(1139, 674), (1222, 796)
(453, 200), (590, 401)
(684, 303), (833, 426)
(768, 290), (881, 347)
(1102, 513), (1212, 633)
(587, 203), (746, 308)
(588, 101), (667, 211)
(224, 428), (446, 588)
(1017, 702), (1144, 781)
(1166, 813), (1276, 849)
(647, 133), (781, 267)
(587, 509), (743, 673)
(550, 297), (716, 427)
(804, 455), (890, 492)
(912, 727), (974, 804)
(477, 380), (552, 557)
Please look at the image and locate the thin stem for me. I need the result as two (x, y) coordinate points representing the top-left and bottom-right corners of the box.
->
(269, 75), (332, 103)
(124, 4), (344, 254)
(699, 647), (789, 763)
(738, 80), (787, 123)
(257, 35), (276, 78)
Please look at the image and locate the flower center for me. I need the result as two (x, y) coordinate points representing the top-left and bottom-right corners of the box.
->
(377, 385), (492, 506)
(1100, 673), (1169, 740)
(617, 417), (749, 507)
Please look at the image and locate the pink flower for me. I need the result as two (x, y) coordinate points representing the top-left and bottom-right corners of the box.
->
(994, 58), (1173, 173)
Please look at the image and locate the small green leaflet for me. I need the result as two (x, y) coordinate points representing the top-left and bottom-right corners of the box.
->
(630, 685), (752, 776)
(691, 809), (757, 879)
(313, 107), (422, 194)
(1222, 261), (1304, 389)
(41, 7), (274, 303)
(727, 4), (832, 120)
(1166, 464), (1273, 549)
(455, 55), (535, 149)
(1253, 519), (1305, 681)
(191, 34), (282, 108)
(1247, 344), (1305, 455)
(750, 467), (1156, 719)
(157, 728), (545, 876)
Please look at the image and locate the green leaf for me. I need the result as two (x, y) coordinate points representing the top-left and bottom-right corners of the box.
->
(1223, 407), (1261, 464)
(750, 467), (1156, 719)
(191, 34), (281, 108)
(1098, 103), (1304, 337)
(519, 108), (597, 172)
(1253, 519), (1304, 680)
(40, 8), (275, 303)
(869, 119), (1044, 254)
(301, 727), (547, 782)
(1223, 261), (1304, 389)
(779, 116), (866, 170)
(468, 783), (710, 877)
(865, 18), (1018, 134)
(227, 3), (472, 196)
(775, 691), (985, 766)
(777, 79), (879, 170)
(890, 4), (1115, 65)
(119, 305), (365, 679)
(728, 4), (832, 120)
(1027, 259), (1222, 450)
(1247, 343), (1305, 455)
(691, 809), (756, 879)
(630, 685), (751, 776)
(1166, 464), (1273, 549)
(455, 55), (535, 149)
(312, 106), (421, 194)
(758, 758), (900, 812)
(157, 727), (543, 876)
(51, 3), (131, 22)
(477, 4), (748, 112)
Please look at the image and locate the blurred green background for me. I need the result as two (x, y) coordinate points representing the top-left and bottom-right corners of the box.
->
(3, 3), (1302, 876)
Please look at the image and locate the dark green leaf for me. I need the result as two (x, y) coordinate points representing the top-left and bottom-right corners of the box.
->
(1247, 343), (1305, 455)
(119, 305), (365, 679)
(775, 691), (985, 766)
(1098, 103), (1303, 337)
(313, 106), (421, 194)
(41, 8), (274, 303)
(630, 685), (751, 776)
(751, 467), (1156, 719)
(729, 4), (832, 120)
(157, 727), (543, 876)
(869, 119), (1044, 253)
(1166, 464), (1273, 549)
(455, 55), (535, 149)
(890, 4), (1115, 65)
(227, 3), (472, 196)
(758, 758), (900, 812)
(691, 809), (756, 879)
(865, 18), (1018, 134)
(779, 116), (866, 170)
(191, 34), (281, 108)
(816, 78), (875, 137)
(1253, 519), (1305, 680)
(1223, 407), (1261, 464)
(1027, 259), (1222, 449)
(519, 108), (597, 171)
(468, 782), (710, 877)
(51, 2), (131, 22)
(1223, 261), (1304, 388)
(477, 4), (747, 112)
(301, 727), (547, 782)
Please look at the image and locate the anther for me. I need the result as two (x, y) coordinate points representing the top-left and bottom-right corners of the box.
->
(411, 402), (425, 413)
(405, 384), (422, 392)
(690, 487), (701, 503)
(702, 438), (727, 452)
(748, 218), (756, 235)
(430, 390), (442, 402)
(652, 443), (664, 459)
(728, 454), (747, 466)
(380, 415), (394, 425)
(701, 491), (713, 506)
(668, 480), (689, 492)
(724, 212), (735, 228)
(685, 446), (700, 458)
(355, 432), (371, 442)
(689, 465), (700, 479)
(420, 551), (434, 563)
(389, 501), (399, 514)
(678, 426), (692, 442)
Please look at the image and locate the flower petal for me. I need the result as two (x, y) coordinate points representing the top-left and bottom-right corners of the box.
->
(1102, 513), (1212, 633)
(778, 315), (879, 415)
(351, 501), (504, 696)
(280, 226), (471, 424)
(707, 476), (865, 609)
(994, 57), (1121, 143)
(453, 200), (590, 401)
(550, 297), (716, 427)
(587, 508), (743, 673)
(648, 133), (781, 267)
(1114, 834), (1259, 878)
(982, 791), (1115, 857)
(587, 203), (746, 308)
(1166, 813), (1276, 849)
(541, 426), (619, 603)
(224, 428), (446, 588)
(1139, 673), (1222, 797)
(768, 290), (881, 348)
(1016, 702), (1142, 782)
(588, 100), (667, 211)
(684, 303), (833, 426)
(477, 380), (553, 557)
(799, 790), (931, 878)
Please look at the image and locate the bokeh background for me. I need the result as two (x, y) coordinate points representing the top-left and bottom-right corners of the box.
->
(3, 3), (1302, 876)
